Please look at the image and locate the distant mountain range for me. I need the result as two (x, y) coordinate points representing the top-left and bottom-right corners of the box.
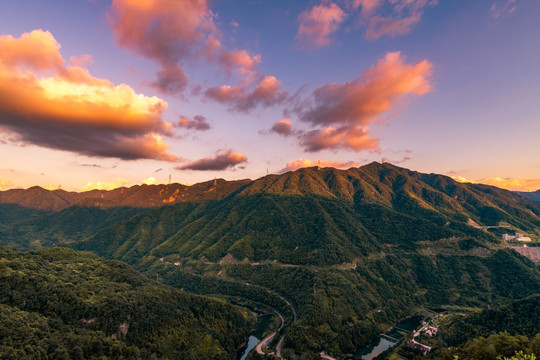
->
(1, 162), (539, 358)
(519, 189), (540, 202)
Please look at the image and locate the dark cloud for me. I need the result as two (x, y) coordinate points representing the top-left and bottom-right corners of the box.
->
(177, 115), (211, 131)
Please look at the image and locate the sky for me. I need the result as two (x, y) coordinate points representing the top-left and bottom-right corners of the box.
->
(0, 0), (539, 192)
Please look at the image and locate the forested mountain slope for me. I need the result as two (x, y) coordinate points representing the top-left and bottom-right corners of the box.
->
(0, 247), (253, 359)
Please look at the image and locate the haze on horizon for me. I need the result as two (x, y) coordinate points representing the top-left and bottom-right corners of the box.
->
(0, 0), (539, 192)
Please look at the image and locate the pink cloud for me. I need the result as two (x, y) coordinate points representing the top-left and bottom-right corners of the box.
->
(109, 0), (263, 95)
(301, 126), (379, 152)
(490, 0), (517, 18)
(362, 0), (438, 40)
(0, 30), (178, 162)
(296, 51), (432, 152)
(205, 76), (288, 112)
(279, 159), (362, 173)
(296, 3), (347, 49)
(177, 149), (247, 171)
(177, 115), (211, 131)
(270, 118), (293, 137)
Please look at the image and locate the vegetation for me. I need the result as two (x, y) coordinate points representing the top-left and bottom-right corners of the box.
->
(0, 247), (254, 359)
(1, 163), (539, 358)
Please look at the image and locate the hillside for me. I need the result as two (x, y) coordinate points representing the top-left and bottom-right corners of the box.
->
(1, 163), (540, 358)
(0, 247), (254, 359)
(75, 163), (540, 265)
(0, 179), (250, 211)
(519, 190), (540, 202)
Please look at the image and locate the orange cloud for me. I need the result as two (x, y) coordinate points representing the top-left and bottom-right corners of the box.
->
(109, 0), (263, 95)
(0, 30), (178, 161)
(82, 178), (131, 191)
(0, 179), (12, 190)
(280, 159), (361, 173)
(296, 3), (347, 49)
(177, 149), (247, 171)
(453, 176), (540, 192)
(205, 76), (288, 112)
(301, 126), (379, 152)
(296, 51), (432, 152)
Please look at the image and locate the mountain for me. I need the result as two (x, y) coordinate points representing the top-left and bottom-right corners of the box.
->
(0, 179), (250, 211)
(0, 247), (254, 359)
(1, 162), (540, 358)
(75, 163), (540, 265)
(519, 189), (540, 202)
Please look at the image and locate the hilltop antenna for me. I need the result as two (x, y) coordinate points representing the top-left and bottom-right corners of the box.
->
(214, 177), (217, 186)
(169, 174), (171, 185)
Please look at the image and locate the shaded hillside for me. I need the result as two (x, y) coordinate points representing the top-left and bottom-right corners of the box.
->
(442, 294), (540, 346)
(0, 247), (254, 359)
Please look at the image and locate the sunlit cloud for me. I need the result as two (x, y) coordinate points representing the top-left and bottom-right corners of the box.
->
(296, 3), (347, 49)
(490, 0), (517, 18)
(301, 126), (379, 152)
(296, 51), (432, 152)
(177, 115), (211, 131)
(177, 149), (247, 171)
(0, 179), (12, 190)
(142, 176), (156, 185)
(279, 159), (361, 173)
(205, 75), (288, 112)
(109, 0), (264, 95)
(0, 30), (179, 161)
(82, 178), (131, 191)
(453, 176), (540, 192)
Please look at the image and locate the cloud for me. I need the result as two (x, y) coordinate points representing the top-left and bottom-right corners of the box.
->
(279, 159), (362, 173)
(0, 179), (12, 190)
(381, 155), (411, 164)
(270, 118), (293, 137)
(296, 3), (347, 49)
(142, 176), (156, 185)
(0, 30), (179, 162)
(301, 126), (379, 152)
(109, 0), (263, 95)
(296, 51), (432, 152)
(205, 75), (288, 112)
(453, 176), (540, 192)
(177, 115), (211, 131)
(293, 0), (437, 47)
(490, 0), (517, 18)
(82, 178), (131, 191)
(177, 149), (247, 171)
(358, 0), (438, 40)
